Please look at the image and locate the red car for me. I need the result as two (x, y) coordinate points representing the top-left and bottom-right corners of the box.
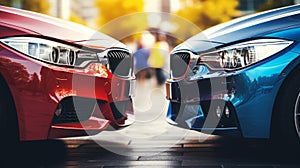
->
(0, 6), (135, 141)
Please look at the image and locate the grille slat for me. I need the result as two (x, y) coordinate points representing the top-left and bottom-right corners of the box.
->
(52, 97), (96, 124)
(107, 50), (131, 77)
(170, 52), (190, 78)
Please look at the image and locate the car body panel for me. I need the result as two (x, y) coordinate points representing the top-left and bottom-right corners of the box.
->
(0, 6), (119, 45)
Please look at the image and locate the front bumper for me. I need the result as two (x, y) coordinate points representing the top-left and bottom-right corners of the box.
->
(166, 79), (241, 137)
(47, 75), (136, 139)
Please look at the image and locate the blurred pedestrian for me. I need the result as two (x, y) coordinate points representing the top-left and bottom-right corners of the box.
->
(133, 31), (155, 82)
(148, 30), (170, 85)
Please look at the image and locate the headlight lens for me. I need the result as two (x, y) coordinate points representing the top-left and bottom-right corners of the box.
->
(199, 39), (293, 70)
(0, 37), (103, 68)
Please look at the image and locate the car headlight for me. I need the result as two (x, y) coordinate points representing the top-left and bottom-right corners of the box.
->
(0, 37), (105, 68)
(198, 39), (293, 70)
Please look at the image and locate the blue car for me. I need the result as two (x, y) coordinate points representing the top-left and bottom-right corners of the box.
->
(166, 5), (300, 144)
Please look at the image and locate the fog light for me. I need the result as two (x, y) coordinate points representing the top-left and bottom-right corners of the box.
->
(225, 106), (230, 118)
(55, 103), (62, 117)
(216, 106), (222, 118)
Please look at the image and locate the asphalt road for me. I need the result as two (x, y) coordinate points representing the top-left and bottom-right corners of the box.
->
(63, 136), (300, 168)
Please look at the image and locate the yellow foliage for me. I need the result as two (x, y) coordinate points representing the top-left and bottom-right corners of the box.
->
(69, 12), (87, 26)
(94, 0), (147, 41)
(95, 0), (144, 26)
(176, 0), (240, 30)
(22, 0), (50, 14)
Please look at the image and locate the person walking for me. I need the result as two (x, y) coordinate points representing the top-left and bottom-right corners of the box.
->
(133, 31), (156, 81)
(148, 31), (170, 85)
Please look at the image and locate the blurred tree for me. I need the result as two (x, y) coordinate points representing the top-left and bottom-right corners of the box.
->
(95, 0), (144, 25)
(0, 0), (50, 14)
(0, 0), (11, 6)
(175, 0), (240, 30)
(94, 0), (148, 41)
(22, 0), (50, 14)
(258, 0), (294, 11)
(69, 12), (87, 26)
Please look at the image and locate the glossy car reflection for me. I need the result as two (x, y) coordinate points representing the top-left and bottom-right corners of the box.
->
(0, 6), (135, 141)
(166, 5), (300, 143)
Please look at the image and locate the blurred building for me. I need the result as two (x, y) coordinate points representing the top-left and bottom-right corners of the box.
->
(144, 0), (180, 13)
(238, 0), (300, 14)
(48, 0), (97, 28)
(48, 0), (71, 19)
(71, 0), (98, 28)
(238, 0), (266, 13)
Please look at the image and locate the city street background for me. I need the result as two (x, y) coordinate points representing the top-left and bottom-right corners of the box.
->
(2, 0), (300, 167)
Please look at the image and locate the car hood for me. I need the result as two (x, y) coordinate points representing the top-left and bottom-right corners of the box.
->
(176, 4), (300, 52)
(0, 6), (123, 48)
